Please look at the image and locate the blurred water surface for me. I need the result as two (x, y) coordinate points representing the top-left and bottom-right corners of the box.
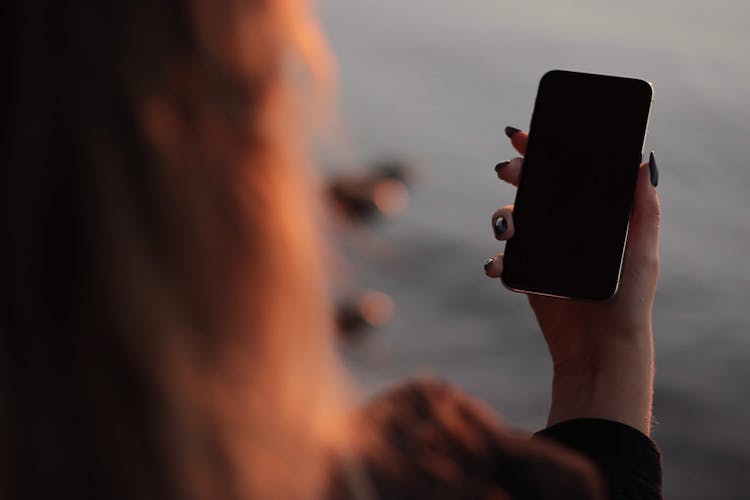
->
(319, 1), (750, 498)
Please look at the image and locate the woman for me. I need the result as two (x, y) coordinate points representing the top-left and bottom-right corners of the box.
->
(2, 0), (661, 499)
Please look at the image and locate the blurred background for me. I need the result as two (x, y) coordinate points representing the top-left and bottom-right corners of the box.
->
(318, 0), (750, 498)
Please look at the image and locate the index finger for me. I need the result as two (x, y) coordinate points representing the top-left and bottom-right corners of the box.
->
(505, 127), (529, 155)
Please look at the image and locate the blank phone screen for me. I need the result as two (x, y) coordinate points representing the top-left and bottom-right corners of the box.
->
(501, 70), (652, 300)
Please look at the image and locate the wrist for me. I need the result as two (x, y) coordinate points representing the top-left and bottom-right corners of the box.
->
(550, 324), (653, 376)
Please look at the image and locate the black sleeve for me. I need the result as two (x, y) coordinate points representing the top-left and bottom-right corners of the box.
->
(534, 419), (662, 500)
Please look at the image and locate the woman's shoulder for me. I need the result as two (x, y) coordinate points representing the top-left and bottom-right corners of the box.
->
(327, 378), (604, 500)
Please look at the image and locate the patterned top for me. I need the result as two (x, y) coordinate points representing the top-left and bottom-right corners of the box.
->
(327, 379), (661, 500)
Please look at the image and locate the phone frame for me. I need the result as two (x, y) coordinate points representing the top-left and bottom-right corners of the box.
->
(501, 69), (654, 301)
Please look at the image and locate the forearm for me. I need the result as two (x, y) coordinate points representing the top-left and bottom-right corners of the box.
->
(546, 327), (654, 435)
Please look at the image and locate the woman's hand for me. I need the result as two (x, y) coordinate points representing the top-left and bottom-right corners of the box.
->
(485, 128), (660, 435)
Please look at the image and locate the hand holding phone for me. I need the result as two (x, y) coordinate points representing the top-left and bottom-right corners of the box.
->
(483, 70), (661, 434)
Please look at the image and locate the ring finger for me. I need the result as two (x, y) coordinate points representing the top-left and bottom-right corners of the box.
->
(491, 205), (515, 241)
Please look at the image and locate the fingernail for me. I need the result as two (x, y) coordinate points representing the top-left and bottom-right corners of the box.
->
(483, 257), (494, 273)
(493, 217), (508, 239)
(649, 151), (659, 187)
(495, 160), (510, 173)
(505, 126), (520, 138)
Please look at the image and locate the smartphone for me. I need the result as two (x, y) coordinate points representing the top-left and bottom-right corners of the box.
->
(501, 70), (653, 301)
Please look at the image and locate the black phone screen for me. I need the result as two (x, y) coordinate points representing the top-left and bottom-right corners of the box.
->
(501, 70), (653, 300)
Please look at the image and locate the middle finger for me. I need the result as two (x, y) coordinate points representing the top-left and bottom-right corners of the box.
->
(495, 157), (524, 187)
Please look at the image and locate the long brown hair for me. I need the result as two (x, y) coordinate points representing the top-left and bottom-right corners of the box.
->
(2, 1), (348, 498)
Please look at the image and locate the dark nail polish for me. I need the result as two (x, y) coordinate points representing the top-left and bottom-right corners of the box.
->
(484, 258), (494, 272)
(493, 217), (507, 238)
(495, 161), (510, 173)
(649, 152), (659, 187)
(505, 126), (520, 138)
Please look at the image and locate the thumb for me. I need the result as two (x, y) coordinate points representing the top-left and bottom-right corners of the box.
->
(626, 153), (660, 263)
